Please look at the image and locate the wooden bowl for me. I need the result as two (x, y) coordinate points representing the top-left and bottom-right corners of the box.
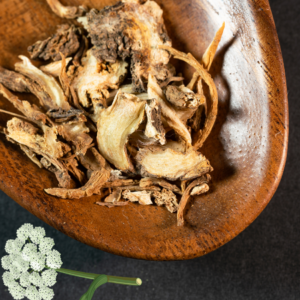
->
(0, 0), (288, 260)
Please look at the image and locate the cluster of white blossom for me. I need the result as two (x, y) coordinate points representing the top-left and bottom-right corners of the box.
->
(1, 224), (62, 300)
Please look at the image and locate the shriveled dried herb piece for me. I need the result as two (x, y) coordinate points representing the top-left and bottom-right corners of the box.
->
(136, 143), (213, 181)
(28, 24), (82, 62)
(0, 67), (30, 93)
(46, 0), (88, 19)
(144, 99), (166, 145)
(85, 0), (171, 92)
(177, 174), (211, 226)
(123, 190), (153, 205)
(97, 92), (145, 172)
(153, 189), (179, 213)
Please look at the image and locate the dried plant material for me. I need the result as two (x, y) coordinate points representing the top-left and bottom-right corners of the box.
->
(148, 74), (192, 145)
(86, 0), (171, 91)
(19, 145), (43, 168)
(72, 50), (128, 108)
(165, 85), (202, 108)
(177, 174), (211, 226)
(158, 45), (218, 149)
(140, 177), (181, 194)
(45, 168), (111, 199)
(28, 25), (82, 61)
(46, 0), (88, 19)
(40, 58), (72, 77)
(6, 118), (75, 188)
(145, 99), (166, 145)
(96, 201), (129, 208)
(0, 84), (51, 127)
(0, 0), (220, 221)
(137, 144), (212, 181)
(0, 67), (30, 92)
(190, 183), (209, 196)
(123, 190), (153, 205)
(97, 92), (145, 171)
(102, 179), (139, 188)
(118, 185), (160, 192)
(202, 22), (225, 70)
(15, 56), (70, 110)
(153, 189), (178, 213)
(78, 147), (108, 172)
(104, 188), (122, 203)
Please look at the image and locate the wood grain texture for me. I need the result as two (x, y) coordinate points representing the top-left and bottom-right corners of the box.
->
(0, 0), (288, 260)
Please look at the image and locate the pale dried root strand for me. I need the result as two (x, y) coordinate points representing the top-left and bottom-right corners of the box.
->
(46, 0), (88, 19)
(202, 22), (225, 70)
(158, 45), (218, 149)
(177, 174), (211, 226)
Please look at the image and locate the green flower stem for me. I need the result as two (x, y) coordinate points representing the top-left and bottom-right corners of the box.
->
(56, 268), (142, 286)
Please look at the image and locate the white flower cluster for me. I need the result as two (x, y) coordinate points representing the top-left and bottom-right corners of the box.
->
(1, 223), (62, 300)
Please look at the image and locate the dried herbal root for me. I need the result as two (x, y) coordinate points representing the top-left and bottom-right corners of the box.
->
(0, 0), (223, 225)
(177, 174), (211, 226)
(46, 0), (88, 19)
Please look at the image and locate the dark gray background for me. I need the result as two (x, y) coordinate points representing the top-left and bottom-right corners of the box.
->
(1, 0), (299, 299)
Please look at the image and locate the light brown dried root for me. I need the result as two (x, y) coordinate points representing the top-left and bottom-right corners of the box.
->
(102, 179), (139, 188)
(140, 177), (182, 194)
(104, 188), (122, 203)
(158, 45), (218, 149)
(148, 74), (192, 145)
(86, 0), (171, 92)
(72, 50), (128, 108)
(153, 189), (179, 213)
(177, 174), (211, 226)
(46, 0), (88, 19)
(40, 58), (72, 77)
(0, 84), (51, 127)
(6, 118), (75, 188)
(145, 99), (166, 145)
(28, 25), (82, 61)
(45, 168), (111, 199)
(96, 201), (129, 208)
(190, 184), (209, 196)
(97, 92), (145, 171)
(15, 56), (70, 111)
(136, 143), (213, 181)
(123, 190), (153, 205)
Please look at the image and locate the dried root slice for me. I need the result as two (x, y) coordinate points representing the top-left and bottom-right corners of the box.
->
(136, 143), (213, 181)
(45, 168), (111, 199)
(46, 0), (88, 19)
(153, 189), (178, 213)
(190, 184), (209, 196)
(96, 201), (129, 208)
(15, 56), (70, 111)
(140, 177), (182, 194)
(123, 190), (153, 205)
(78, 147), (108, 172)
(145, 99), (166, 145)
(28, 25), (82, 62)
(0, 66), (30, 92)
(97, 92), (146, 171)
(165, 85), (202, 108)
(104, 188), (122, 203)
(177, 174), (211, 226)
(86, 0), (171, 92)
(6, 118), (75, 188)
(148, 74), (192, 145)
(158, 45), (218, 149)
(0, 84), (51, 127)
(72, 50), (128, 108)
(102, 179), (139, 188)
(40, 58), (72, 77)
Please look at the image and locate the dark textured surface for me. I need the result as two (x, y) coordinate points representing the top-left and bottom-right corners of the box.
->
(0, 0), (298, 299)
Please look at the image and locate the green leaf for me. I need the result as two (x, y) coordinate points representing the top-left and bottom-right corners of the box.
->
(79, 275), (108, 300)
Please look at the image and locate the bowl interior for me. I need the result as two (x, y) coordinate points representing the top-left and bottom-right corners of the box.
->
(0, 0), (288, 260)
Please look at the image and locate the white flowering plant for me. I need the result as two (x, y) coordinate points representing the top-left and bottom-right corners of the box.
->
(2, 223), (142, 300)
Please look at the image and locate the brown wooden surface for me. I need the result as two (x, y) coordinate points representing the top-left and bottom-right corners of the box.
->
(0, 0), (288, 260)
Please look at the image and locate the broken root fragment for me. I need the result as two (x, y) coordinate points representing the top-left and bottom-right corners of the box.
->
(177, 174), (211, 226)
(46, 0), (88, 19)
